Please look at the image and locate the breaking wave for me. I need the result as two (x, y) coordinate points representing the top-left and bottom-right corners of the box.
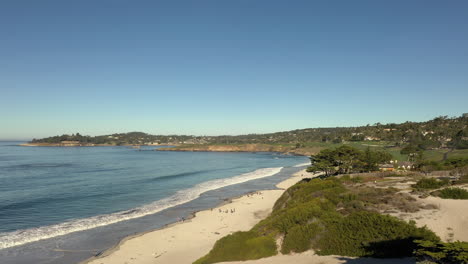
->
(293, 162), (310, 167)
(0, 167), (282, 249)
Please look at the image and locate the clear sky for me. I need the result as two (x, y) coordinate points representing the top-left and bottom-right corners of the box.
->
(1, 0), (467, 140)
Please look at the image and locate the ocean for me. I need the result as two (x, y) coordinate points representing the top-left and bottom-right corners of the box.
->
(0, 141), (309, 263)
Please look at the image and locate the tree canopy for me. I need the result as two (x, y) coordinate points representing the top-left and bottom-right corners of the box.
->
(307, 146), (392, 176)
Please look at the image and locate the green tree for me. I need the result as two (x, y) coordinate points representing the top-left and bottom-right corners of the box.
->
(307, 148), (337, 176)
(308, 146), (393, 175)
(333, 145), (363, 174)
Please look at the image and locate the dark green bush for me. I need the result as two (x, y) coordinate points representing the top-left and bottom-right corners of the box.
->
(414, 240), (468, 264)
(443, 158), (468, 169)
(272, 178), (344, 211)
(195, 177), (442, 264)
(435, 187), (468, 199)
(256, 198), (339, 236)
(281, 222), (322, 254)
(316, 211), (439, 257)
(412, 178), (449, 190)
(193, 231), (277, 264)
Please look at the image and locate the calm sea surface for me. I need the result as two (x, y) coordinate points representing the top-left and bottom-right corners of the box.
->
(0, 141), (308, 263)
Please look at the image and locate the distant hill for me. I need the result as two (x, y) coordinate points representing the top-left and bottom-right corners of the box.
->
(31, 115), (468, 152)
(30, 132), (204, 146)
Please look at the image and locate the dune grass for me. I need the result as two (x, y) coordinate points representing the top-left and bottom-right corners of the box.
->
(193, 231), (277, 264)
(412, 178), (450, 190)
(434, 187), (468, 199)
(317, 211), (438, 257)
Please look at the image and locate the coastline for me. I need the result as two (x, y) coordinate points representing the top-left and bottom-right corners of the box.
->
(18, 143), (143, 147)
(156, 144), (318, 156)
(83, 169), (313, 264)
(81, 172), (468, 264)
(20, 143), (318, 156)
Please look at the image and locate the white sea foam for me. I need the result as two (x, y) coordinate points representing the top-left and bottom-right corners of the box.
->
(293, 162), (310, 167)
(0, 167), (282, 250)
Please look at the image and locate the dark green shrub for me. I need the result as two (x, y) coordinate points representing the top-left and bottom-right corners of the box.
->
(281, 222), (322, 254)
(196, 176), (442, 263)
(435, 187), (468, 199)
(316, 211), (439, 257)
(193, 231), (277, 264)
(414, 240), (468, 264)
(257, 198), (339, 235)
(412, 178), (449, 190)
(273, 178), (344, 211)
(443, 158), (468, 169)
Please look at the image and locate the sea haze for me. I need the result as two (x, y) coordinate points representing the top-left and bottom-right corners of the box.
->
(0, 142), (308, 251)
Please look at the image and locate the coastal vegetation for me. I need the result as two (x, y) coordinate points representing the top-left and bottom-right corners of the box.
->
(432, 188), (468, 200)
(409, 161), (468, 200)
(414, 157), (468, 175)
(193, 231), (277, 263)
(194, 176), (441, 263)
(30, 132), (202, 146)
(195, 145), (468, 263)
(412, 178), (450, 190)
(306, 145), (392, 176)
(414, 240), (468, 264)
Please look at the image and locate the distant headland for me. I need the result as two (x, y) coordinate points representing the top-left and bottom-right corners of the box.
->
(24, 114), (468, 160)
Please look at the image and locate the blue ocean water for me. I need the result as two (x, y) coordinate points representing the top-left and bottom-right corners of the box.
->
(0, 142), (308, 253)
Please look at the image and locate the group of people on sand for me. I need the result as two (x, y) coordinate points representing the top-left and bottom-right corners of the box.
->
(217, 208), (236, 213)
(205, 191), (266, 216)
(247, 191), (263, 197)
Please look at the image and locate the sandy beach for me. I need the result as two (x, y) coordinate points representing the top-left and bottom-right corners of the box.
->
(84, 169), (312, 264)
(84, 171), (468, 264)
(398, 191), (468, 242)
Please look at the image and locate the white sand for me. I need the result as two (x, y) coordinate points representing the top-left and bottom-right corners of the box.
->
(85, 171), (468, 264)
(85, 170), (312, 264)
(397, 192), (468, 242)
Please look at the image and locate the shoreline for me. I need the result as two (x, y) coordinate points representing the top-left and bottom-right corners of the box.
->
(81, 172), (468, 264)
(83, 169), (313, 264)
(156, 149), (308, 156)
(79, 190), (263, 262)
(80, 192), (250, 261)
(156, 144), (316, 156)
(19, 143), (316, 156)
(18, 143), (164, 147)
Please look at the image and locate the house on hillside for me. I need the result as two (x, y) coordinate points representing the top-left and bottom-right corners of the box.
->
(379, 164), (395, 171)
(397, 161), (414, 170)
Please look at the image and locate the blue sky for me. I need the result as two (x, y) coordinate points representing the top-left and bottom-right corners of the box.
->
(1, 1), (467, 140)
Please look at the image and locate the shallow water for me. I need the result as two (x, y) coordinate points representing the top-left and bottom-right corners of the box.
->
(0, 142), (308, 263)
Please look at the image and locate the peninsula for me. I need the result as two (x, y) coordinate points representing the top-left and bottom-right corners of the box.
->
(26, 115), (468, 161)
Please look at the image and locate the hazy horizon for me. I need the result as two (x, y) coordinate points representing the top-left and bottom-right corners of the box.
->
(2, 113), (466, 141)
(1, 1), (467, 140)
